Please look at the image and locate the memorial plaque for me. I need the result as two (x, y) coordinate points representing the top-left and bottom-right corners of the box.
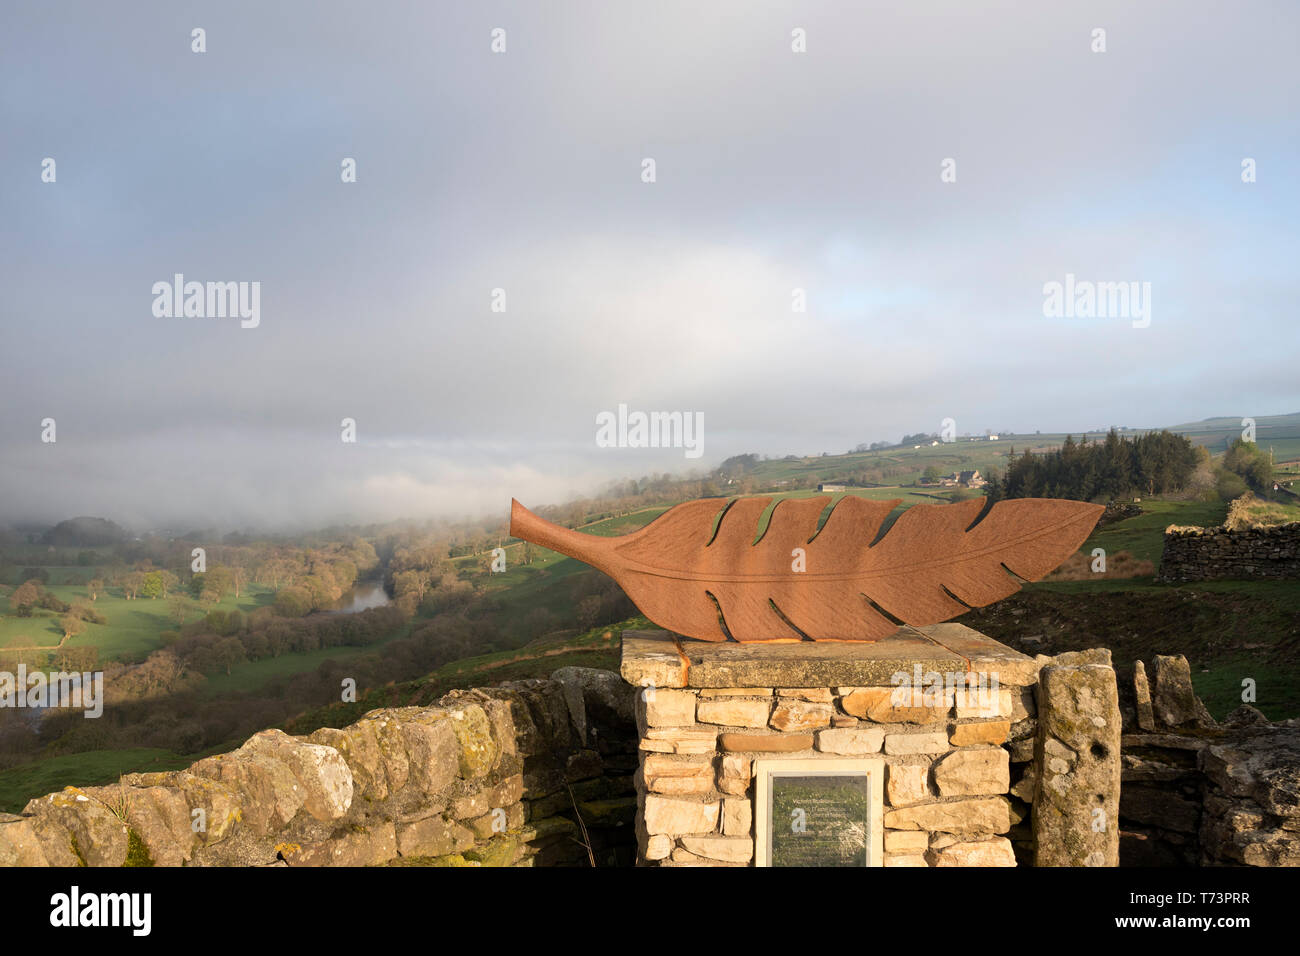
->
(754, 758), (884, 867)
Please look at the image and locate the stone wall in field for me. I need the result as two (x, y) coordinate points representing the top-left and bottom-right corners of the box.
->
(1157, 522), (1300, 582)
(0, 667), (639, 867)
(1116, 655), (1300, 867)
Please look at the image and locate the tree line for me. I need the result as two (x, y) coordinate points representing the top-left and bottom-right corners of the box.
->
(985, 429), (1201, 502)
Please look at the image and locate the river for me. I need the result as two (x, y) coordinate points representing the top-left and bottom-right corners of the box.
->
(327, 579), (392, 614)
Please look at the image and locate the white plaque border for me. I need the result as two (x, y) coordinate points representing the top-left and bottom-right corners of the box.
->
(753, 757), (885, 868)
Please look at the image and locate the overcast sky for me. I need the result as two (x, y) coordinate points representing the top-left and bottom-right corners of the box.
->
(1, 1), (1296, 531)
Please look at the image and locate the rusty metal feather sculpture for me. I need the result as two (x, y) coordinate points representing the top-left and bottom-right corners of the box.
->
(509, 495), (1103, 643)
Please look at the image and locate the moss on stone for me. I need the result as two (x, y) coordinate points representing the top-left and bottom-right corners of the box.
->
(464, 834), (519, 867)
(521, 815), (578, 843)
(450, 706), (498, 778)
(123, 828), (154, 867)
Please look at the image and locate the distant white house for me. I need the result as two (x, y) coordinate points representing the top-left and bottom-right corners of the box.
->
(818, 483), (847, 493)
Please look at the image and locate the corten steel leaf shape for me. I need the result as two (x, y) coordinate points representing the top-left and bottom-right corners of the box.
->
(509, 495), (1103, 643)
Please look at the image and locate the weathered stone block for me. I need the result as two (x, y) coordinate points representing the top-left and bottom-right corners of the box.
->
(884, 829), (928, 853)
(776, 688), (834, 702)
(717, 754), (752, 795)
(950, 721), (1010, 747)
(885, 797), (1011, 834)
(769, 700), (834, 732)
(399, 712), (462, 795)
(396, 814), (474, 858)
(298, 822), (397, 867)
(643, 755), (715, 795)
(643, 795), (719, 835)
(1132, 660), (1156, 731)
(0, 814), (73, 866)
(816, 727), (884, 755)
(955, 687), (1012, 720)
(930, 836), (1015, 866)
(451, 774), (524, 819)
(722, 798), (752, 837)
(1033, 662), (1121, 866)
(843, 687), (950, 724)
(719, 733), (812, 753)
(447, 704), (500, 778)
(697, 698), (772, 728)
(680, 834), (752, 863)
(642, 688), (697, 728)
(934, 748), (1009, 797)
(886, 763), (929, 807)
(1151, 655), (1216, 731)
(884, 732), (949, 755)
(644, 833), (674, 860)
(22, 789), (130, 867)
(640, 727), (717, 754)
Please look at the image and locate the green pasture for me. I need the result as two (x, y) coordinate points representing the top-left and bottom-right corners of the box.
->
(198, 617), (417, 697)
(0, 748), (196, 814)
(1081, 497), (1230, 564)
(0, 583), (276, 662)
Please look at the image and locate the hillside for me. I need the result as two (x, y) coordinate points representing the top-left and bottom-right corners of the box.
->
(723, 412), (1300, 493)
(1, 412), (1296, 817)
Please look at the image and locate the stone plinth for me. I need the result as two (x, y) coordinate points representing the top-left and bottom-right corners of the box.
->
(622, 626), (1036, 867)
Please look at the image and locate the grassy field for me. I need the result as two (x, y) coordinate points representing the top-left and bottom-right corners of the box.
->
(0, 584), (275, 662)
(0, 564), (102, 587)
(1229, 496), (1300, 528)
(1083, 498), (1230, 563)
(1163, 412), (1300, 459)
(0, 748), (197, 814)
(741, 443), (1016, 488)
(728, 412), (1300, 491)
(970, 576), (1300, 721)
(198, 617), (418, 696)
(286, 621), (635, 736)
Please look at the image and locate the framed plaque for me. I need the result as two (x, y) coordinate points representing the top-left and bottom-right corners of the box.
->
(754, 758), (884, 867)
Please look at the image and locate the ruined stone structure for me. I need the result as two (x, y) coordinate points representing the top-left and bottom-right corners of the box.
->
(1158, 521), (1300, 582)
(1117, 654), (1300, 866)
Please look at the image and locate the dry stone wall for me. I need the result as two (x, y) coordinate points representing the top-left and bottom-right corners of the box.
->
(1158, 522), (1300, 582)
(1116, 654), (1300, 867)
(0, 667), (638, 867)
(2, 641), (1292, 868)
